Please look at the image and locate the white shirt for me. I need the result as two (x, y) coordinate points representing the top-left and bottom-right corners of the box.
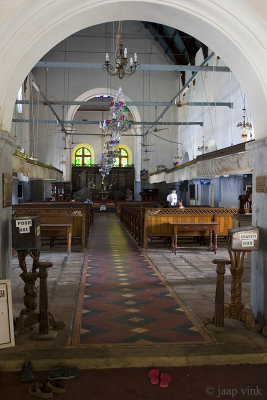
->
(167, 193), (177, 206)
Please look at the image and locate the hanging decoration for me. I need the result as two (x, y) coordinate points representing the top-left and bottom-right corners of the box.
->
(236, 95), (253, 143)
(99, 87), (130, 181)
(173, 152), (183, 166)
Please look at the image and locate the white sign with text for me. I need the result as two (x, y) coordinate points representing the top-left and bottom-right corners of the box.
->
(0, 280), (15, 348)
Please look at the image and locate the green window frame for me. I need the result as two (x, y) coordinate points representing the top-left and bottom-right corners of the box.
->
(74, 147), (91, 166)
(113, 148), (128, 167)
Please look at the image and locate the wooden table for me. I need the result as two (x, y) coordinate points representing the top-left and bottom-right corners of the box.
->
(169, 222), (218, 254)
(40, 223), (72, 255)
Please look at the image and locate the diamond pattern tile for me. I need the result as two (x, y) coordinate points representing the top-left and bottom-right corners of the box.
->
(72, 213), (212, 346)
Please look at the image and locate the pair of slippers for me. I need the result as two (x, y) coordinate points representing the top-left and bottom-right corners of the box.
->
(29, 380), (66, 398)
(148, 368), (171, 388)
(27, 366), (79, 398)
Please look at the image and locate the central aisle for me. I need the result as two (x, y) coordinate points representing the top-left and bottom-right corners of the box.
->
(72, 213), (212, 346)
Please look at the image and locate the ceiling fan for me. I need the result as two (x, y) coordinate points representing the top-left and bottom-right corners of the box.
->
(140, 138), (155, 147)
(175, 74), (189, 108)
(150, 106), (168, 133)
(143, 157), (150, 162)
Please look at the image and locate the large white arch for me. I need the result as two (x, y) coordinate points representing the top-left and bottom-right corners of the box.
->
(0, 0), (266, 139)
(0, 0), (267, 323)
(65, 87), (142, 182)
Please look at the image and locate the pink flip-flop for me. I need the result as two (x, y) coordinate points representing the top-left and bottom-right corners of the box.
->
(148, 368), (160, 384)
(160, 372), (171, 388)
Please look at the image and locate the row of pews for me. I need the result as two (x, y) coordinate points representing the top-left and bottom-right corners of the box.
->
(116, 201), (239, 250)
(12, 201), (93, 253)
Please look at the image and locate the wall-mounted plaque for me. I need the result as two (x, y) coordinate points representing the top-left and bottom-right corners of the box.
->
(0, 280), (15, 349)
(256, 176), (267, 193)
(2, 173), (12, 207)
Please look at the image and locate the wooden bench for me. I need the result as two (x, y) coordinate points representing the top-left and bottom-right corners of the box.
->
(116, 201), (156, 218)
(39, 211), (72, 254)
(12, 202), (93, 252)
(143, 207), (238, 250)
(118, 205), (238, 251)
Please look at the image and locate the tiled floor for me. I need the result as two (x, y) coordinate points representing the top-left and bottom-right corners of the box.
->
(2, 213), (267, 371)
(147, 246), (251, 321)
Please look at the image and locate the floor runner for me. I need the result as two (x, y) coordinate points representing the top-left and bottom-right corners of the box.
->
(72, 213), (212, 346)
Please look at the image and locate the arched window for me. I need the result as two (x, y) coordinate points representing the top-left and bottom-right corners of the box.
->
(74, 147), (91, 166)
(113, 148), (128, 167)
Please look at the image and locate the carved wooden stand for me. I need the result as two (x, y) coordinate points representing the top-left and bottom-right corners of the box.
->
(203, 258), (230, 327)
(15, 249), (66, 338)
(213, 259), (231, 327)
(225, 248), (261, 332)
(32, 261), (66, 340)
(15, 249), (41, 334)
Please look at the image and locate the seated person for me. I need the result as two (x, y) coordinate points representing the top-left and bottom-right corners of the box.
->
(177, 199), (185, 210)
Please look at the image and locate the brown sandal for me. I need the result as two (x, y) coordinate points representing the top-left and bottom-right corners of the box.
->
(29, 382), (54, 398)
(47, 379), (66, 394)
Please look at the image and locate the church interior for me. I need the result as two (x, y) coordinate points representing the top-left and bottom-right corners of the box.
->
(0, 1), (267, 398)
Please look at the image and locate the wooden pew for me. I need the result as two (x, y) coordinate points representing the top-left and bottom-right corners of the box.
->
(118, 204), (238, 250)
(142, 207), (238, 250)
(39, 210), (72, 254)
(116, 201), (156, 218)
(12, 202), (93, 252)
(118, 202), (157, 245)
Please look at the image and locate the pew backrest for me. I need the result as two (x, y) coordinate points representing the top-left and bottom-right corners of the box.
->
(143, 207), (238, 249)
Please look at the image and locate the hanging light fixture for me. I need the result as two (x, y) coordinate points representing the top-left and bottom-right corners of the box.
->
(173, 152), (183, 166)
(102, 22), (139, 79)
(237, 96), (253, 142)
(197, 144), (208, 154)
(197, 135), (208, 155)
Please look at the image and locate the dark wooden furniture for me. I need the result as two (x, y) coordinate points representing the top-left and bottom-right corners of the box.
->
(72, 165), (135, 202)
(238, 186), (252, 214)
(40, 212), (72, 255)
(142, 188), (158, 202)
(169, 221), (218, 254)
(12, 202), (93, 252)
(51, 181), (71, 201)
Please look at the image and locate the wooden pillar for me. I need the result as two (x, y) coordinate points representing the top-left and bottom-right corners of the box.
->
(212, 258), (231, 327)
(37, 261), (53, 335)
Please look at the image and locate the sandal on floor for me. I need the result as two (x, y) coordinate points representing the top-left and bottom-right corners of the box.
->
(48, 366), (79, 380)
(20, 360), (34, 382)
(29, 382), (53, 398)
(160, 372), (171, 388)
(148, 368), (160, 384)
(47, 379), (66, 394)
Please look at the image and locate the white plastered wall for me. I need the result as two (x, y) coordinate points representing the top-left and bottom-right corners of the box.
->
(0, 0), (266, 139)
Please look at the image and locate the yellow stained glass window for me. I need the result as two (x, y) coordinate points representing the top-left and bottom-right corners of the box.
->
(113, 158), (119, 167)
(113, 148), (128, 167)
(75, 147), (91, 166)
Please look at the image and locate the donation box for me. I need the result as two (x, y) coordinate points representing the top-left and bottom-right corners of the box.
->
(12, 216), (41, 250)
(228, 226), (259, 251)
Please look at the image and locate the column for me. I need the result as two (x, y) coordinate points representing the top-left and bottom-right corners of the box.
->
(248, 139), (267, 327)
(0, 130), (18, 279)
